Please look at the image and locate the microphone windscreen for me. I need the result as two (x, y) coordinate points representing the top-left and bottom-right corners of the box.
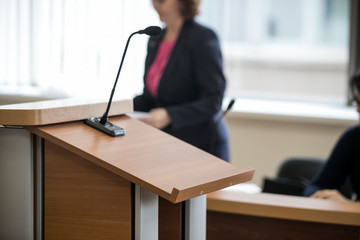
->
(141, 26), (162, 36)
(226, 99), (235, 111)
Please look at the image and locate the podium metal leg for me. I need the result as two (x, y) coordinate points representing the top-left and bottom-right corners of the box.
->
(184, 195), (207, 240)
(34, 135), (43, 240)
(0, 128), (34, 240)
(135, 185), (159, 240)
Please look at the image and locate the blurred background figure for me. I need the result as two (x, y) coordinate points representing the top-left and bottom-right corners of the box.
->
(133, 0), (230, 161)
(303, 71), (360, 202)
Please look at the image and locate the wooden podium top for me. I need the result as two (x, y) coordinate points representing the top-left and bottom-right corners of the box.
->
(26, 115), (254, 203)
(0, 98), (133, 126)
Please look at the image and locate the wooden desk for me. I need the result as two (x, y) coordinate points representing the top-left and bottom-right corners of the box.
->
(207, 190), (360, 240)
(0, 98), (133, 125)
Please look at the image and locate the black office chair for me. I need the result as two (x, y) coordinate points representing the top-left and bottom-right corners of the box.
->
(262, 157), (353, 198)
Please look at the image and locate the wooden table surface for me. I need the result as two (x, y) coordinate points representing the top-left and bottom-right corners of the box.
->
(0, 98), (133, 125)
(207, 189), (360, 226)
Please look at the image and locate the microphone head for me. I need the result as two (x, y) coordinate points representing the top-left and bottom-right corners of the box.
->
(227, 99), (235, 111)
(138, 26), (162, 36)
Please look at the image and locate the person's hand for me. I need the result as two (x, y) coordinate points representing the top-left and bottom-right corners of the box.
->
(310, 189), (350, 202)
(139, 108), (171, 129)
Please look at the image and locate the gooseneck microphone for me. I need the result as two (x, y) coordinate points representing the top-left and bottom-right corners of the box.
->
(84, 26), (162, 137)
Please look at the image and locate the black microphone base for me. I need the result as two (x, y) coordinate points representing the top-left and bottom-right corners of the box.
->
(84, 117), (125, 137)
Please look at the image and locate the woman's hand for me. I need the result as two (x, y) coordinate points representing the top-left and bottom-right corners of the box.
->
(139, 108), (171, 129)
(310, 189), (350, 202)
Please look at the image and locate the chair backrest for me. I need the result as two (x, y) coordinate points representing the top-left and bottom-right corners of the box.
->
(277, 157), (324, 185)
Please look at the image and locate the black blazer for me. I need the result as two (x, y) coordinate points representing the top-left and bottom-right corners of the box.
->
(134, 20), (228, 154)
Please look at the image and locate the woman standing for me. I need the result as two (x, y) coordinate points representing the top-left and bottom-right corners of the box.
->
(134, 0), (230, 161)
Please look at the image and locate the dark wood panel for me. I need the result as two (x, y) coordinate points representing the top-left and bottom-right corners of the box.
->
(207, 211), (359, 240)
(159, 197), (183, 240)
(44, 140), (132, 240)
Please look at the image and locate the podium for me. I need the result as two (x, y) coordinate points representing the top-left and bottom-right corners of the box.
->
(0, 98), (254, 240)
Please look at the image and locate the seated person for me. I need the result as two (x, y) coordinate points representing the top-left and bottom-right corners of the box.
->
(303, 71), (360, 202)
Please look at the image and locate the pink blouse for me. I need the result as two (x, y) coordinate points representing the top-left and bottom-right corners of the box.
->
(146, 39), (176, 97)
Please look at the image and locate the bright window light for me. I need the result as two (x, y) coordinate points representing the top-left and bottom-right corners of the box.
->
(0, 0), (350, 105)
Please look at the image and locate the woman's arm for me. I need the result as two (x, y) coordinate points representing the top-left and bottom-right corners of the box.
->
(304, 126), (357, 199)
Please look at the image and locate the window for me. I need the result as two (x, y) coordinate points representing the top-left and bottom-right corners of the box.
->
(0, 0), (160, 99)
(198, 0), (350, 104)
(0, 0), (351, 105)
